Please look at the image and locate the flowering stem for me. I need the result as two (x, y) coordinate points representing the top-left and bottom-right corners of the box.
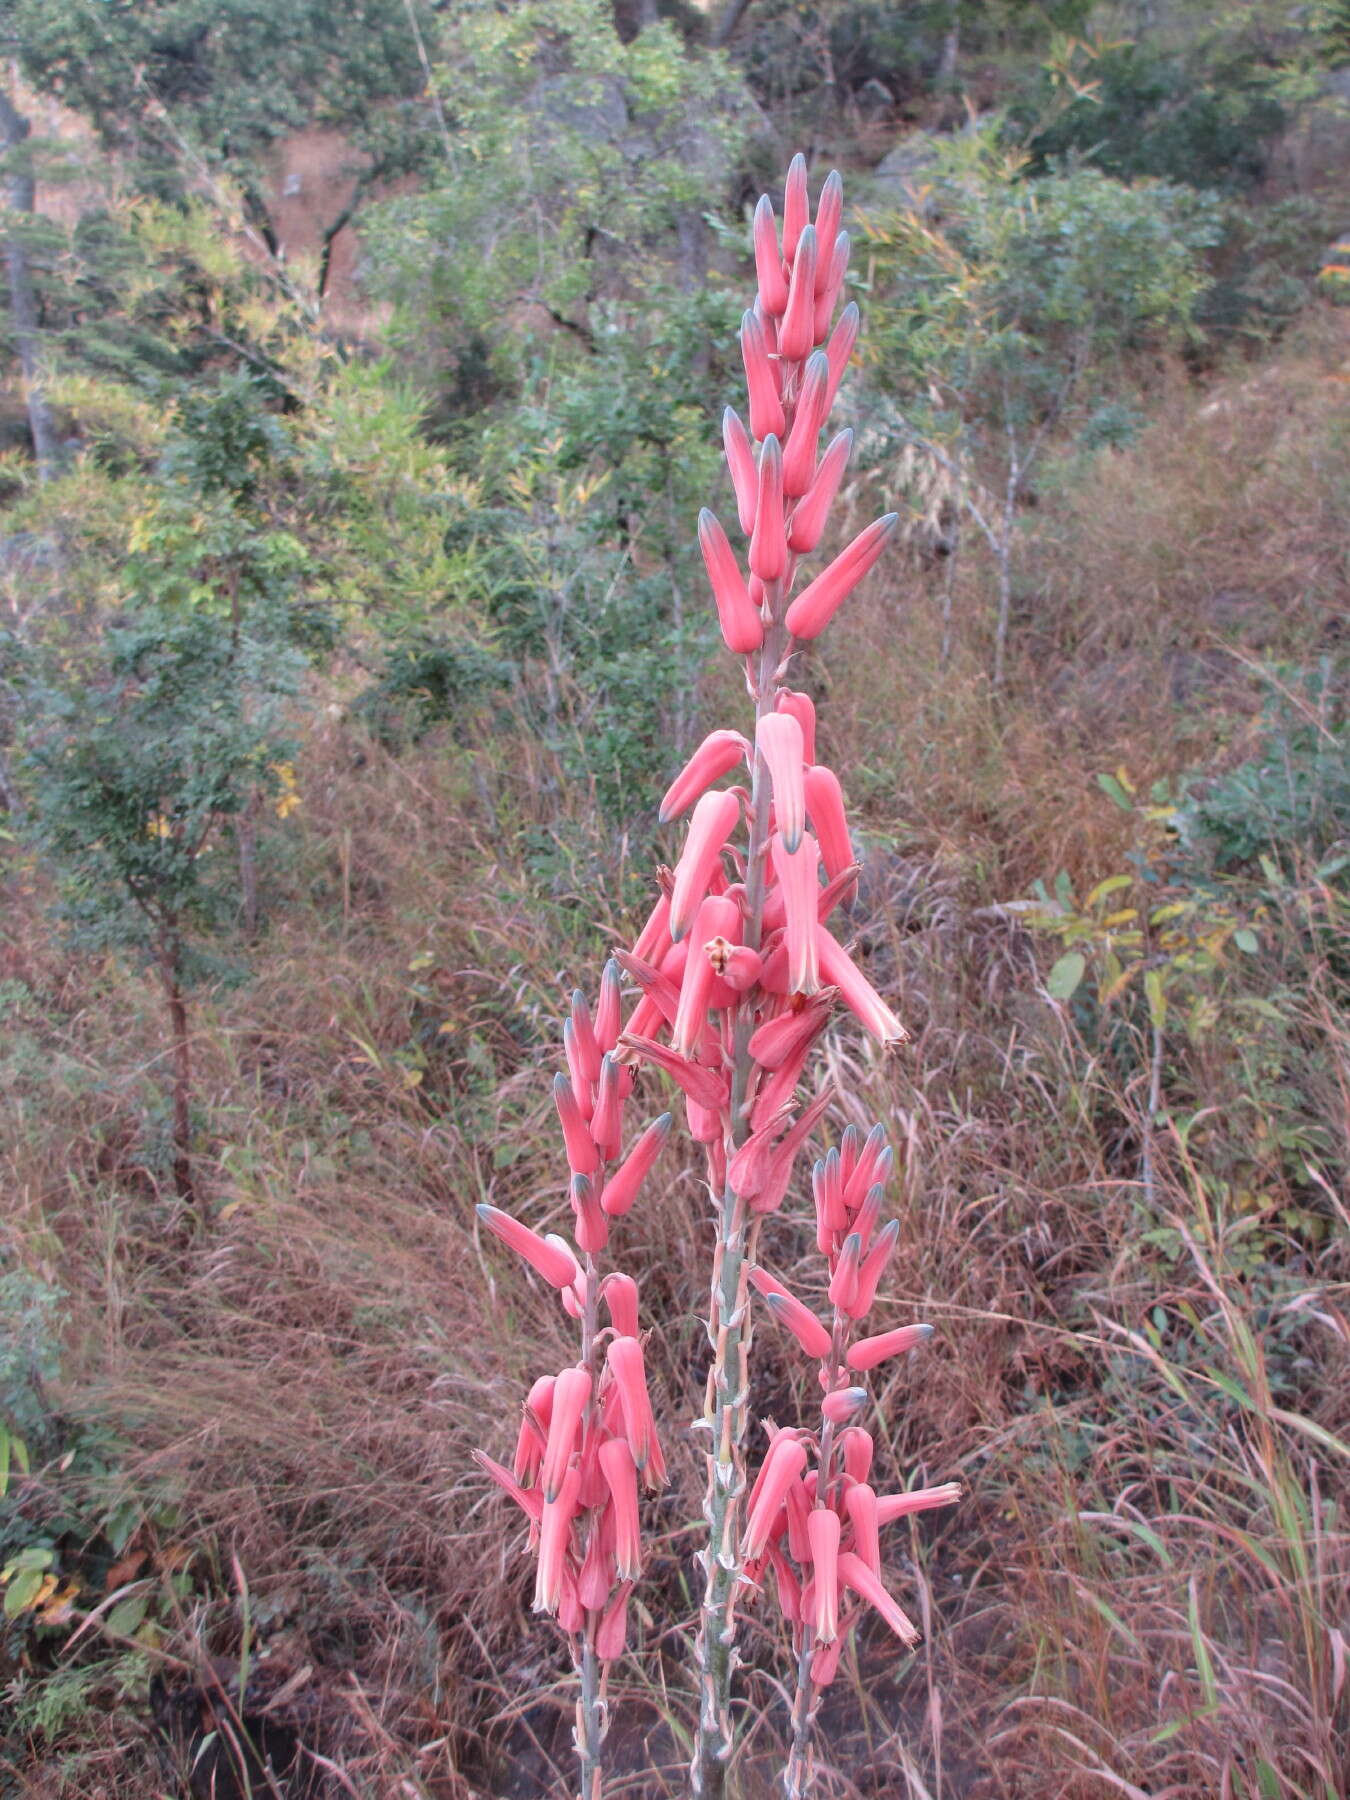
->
(576, 1253), (606, 1800)
(577, 1634), (603, 1800)
(693, 601), (786, 1800)
(784, 1310), (848, 1800)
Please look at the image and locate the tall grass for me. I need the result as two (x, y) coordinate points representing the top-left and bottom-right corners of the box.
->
(2, 321), (1346, 1796)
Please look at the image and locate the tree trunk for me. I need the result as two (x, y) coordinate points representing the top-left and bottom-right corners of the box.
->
(159, 930), (196, 1216)
(936, 10), (961, 90)
(237, 797), (260, 939)
(992, 534), (1013, 691)
(0, 89), (61, 481)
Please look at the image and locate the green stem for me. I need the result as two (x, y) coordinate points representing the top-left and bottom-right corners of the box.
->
(692, 601), (786, 1800)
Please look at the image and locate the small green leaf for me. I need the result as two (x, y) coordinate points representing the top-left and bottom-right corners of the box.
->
(1233, 928), (1258, 954)
(1096, 772), (1133, 811)
(1144, 967), (1167, 1031)
(105, 1594), (150, 1638)
(1047, 951), (1086, 1001)
(4, 1567), (45, 1618)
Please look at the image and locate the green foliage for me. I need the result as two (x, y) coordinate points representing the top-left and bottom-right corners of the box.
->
(22, 610), (300, 970)
(12, 0), (432, 204)
(1021, 36), (1289, 191)
(365, 0), (747, 404)
(1176, 662), (1350, 876)
(1024, 768), (1339, 1247)
(0, 1270), (62, 1450)
(863, 128), (1218, 421)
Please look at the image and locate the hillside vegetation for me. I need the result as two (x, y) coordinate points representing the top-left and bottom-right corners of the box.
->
(1, 3), (1347, 1797)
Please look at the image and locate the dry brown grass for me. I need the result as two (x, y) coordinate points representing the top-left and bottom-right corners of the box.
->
(2, 328), (1348, 1798)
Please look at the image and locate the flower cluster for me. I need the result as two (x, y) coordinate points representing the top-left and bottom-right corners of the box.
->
(474, 153), (959, 1799)
(472, 976), (674, 1787)
(742, 1126), (961, 1707)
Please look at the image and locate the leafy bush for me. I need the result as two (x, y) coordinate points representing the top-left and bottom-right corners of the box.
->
(1177, 662), (1349, 875)
(1020, 37), (1288, 191)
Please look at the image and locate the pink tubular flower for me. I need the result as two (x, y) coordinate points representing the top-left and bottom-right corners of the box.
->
(803, 763), (854, 887)
(807, 1508), (841, 1642)
(753, 193), (789, 315)
(553, 1072), (600, 1175)
(751, 1084), (833, 1202)
(659, 728), (748, 825)
(813, 169), (843, 287)
(822, 1386), (868, 1425)
(476, 1204), (580, 1290)
(823, 301), (860, 413)
(698, 509), (764, 656)
(596, 1582), (633, 1661)
(815, 926), (909, 1045)
(789, 429), (852, 555)
(727, 1112), (789, 1201)
(749, 434), (787, 582)
(775, 689), (817, 763)
(772, 831), (821, 995)
(615, 947), (680, 1029)
(722, 407), (759, 534)
(672, 893), (740, 1055)
(847, 1218), (899, 1318)
(827, 1232), (862, 1313)
(631, 889), (672, 966)
(606, 1335), (666, 1486)
(842, 1123), (890, 1211)
(781, 351), (830, 498)
(779, 223), (817, 360)
(745, 1434), (809, 1558)
(785, 513), (899, 641)
(515, 1373), (555, 1484)
(874, 1483), (964, 1524)
(746, 988), (835, 1070)
(813, 231), (850, 341)
(669, 787), (741, 941)
(782, 151), (809, 259)
(740, 310), (785, 441)
(757, 711), (806, 852)
(810, 1623), (852, 1688)
(599, 1437), (643, 1580)
(837, 1550), (920, 1647)
(594, 957), (622, 1053)
(474, 1449), (545, 1525)
(763, 1291), (833, 1360)
(589, 1055), (624, 1161)
(601, 1271), (640, 1339)
(748, 1030), (816, 1132)
(768, 1544), (802, 1625)
(750, 1267), (832, 1359)
(838, 1426), (874, 1485)
(535, 1462), (583, 1615)
(844, 1481), (881, 1576)
(600, 1112), (671, 1217)
(619, 1035), (726, 1111)
(570, 991), (603, 1084)
(846, 1322), (934, 1371)
(569, 1173), (607, 1254)
(541, 1365), (592, 1502)
(712, 939), (761, 991)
